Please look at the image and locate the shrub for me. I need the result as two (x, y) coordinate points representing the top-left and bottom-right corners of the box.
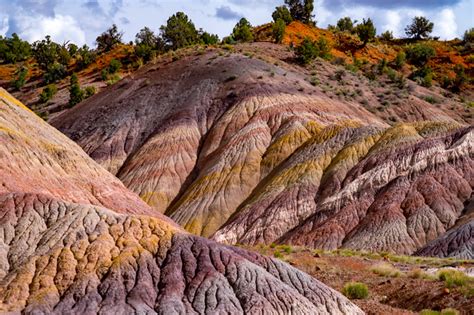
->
(200, 32), (219, 45)
(84, 86), (96, 98)
(274, 251), (284, 259)
(420, 310), (440, 315)
(11, 66), (28, 91)
(393, 51), (406, 69)
(370, 263), (402, 277)
(295, 37), (331, 64)
(441, 308), (460, 315)
(406, 44), (436, 67)
(279, 245), (292, 254)
(341, 282), (369, 299)
(405, 16), (434, 39)
(437, 269), (470, 288)
(68, 73), (84, 108)
(272, 6), (293, 24)
(232, 18), (254, 43)
(356, 18), (376, 46)
(107, 74), (121, 85)
(411, 66), (433, 87)
(108, 59), (122, 74)
(272, 19), (286, 44)
(39, 84), (57, 103)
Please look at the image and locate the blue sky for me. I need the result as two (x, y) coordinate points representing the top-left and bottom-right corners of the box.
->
(0, 0), (472, 46)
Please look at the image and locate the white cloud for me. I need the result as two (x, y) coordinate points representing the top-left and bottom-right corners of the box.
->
(17, 14), (86, 45)
(434, 8), (457, 39)
(382, 11), (401, 36)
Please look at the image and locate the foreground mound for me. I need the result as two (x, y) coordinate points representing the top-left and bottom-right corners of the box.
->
(0, 89), (361, 314)
(52, 47), (473, 258)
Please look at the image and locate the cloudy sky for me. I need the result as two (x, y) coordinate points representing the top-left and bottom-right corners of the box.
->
(0, 0), (472, 46)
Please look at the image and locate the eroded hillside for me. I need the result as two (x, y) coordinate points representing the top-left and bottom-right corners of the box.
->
(51, 45), (473, 258)
(0, 89), (362, 314)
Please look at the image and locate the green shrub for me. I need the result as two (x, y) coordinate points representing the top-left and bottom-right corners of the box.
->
(279, 245), (292, 254)
(11, 66), (28, 91)
(295, 37), (331, 64)
(411, 66), (433, 87)
(341, 282), (369, 299)
(420, 310), (440, 315)
(336, 17), (355, 33)
(107, 74), (121, 85)
(68, 73), (84, 108)
(39, 84), (57, 103)
(108, 59), (122, 74)
(441, 308), (460, 315)
(393, 51), (406, 69)
(272, 19), (286, 44)
(84, 86), (96, 98)
(370, 263), (402, 277)
(380, 30), (394, 41)
(274, 251), (284, 259)
(437, 269), (471, 288)
(406, 44), (436, 67)
(355, 18), (376, 46)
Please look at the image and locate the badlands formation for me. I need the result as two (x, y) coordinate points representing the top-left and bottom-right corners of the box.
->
(0, 88), (362, 314)
(51, 44), (473, 259)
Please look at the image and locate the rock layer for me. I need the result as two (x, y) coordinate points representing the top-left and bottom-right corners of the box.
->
(0, 89), (362, 313)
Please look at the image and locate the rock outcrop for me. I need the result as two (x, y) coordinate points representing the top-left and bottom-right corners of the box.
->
(0, 89), (362, 314)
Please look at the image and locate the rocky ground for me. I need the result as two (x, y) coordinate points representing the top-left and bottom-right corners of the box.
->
(243, 245), (474, 314)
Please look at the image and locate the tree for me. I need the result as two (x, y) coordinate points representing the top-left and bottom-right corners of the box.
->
(356, 18), (376, 46)
(160, 12), (199, 50)
(336, 17), (355, 33)
(272, 19), (286, 43)
(284, 0), (314, 24)
(463, 28), (474, 43)
(272, 6), (293, 24)
(76, 45), (96, 69)
(96, 24), (123, 52)
(33, 36), (70, 83)
(232, 18), (254, 42)
(199, 30), (219, 45)
(135, 27), (158, 47)
(405, 16), (434, 39)
(68, 73), (84, 107)
(380, 30), (394, 41)
(0, 33), (31, 64)
(39, 84), (57, 103)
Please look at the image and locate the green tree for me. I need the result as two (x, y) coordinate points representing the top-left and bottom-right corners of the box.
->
(272, 6), (293, 24)
(284, 0), (314, 24)
(336, 17), (355, 33)
(463, 28), (474, 43)
(405, 16), (434, 39)
(76, 45), (96, 69)
(199, 30), (219, 45)
(68, 73), (84, 107)
(380, 30), (394, 41)
(272, 19), (286, 43)
(232, 18), (254, 42)
(406, 44), (435, 66)
(96, 24), (123, 52)
(108, 59), (122, 74)
(160, 12), (199, 50)
(0, 33), (31, 64)
(134, 27), (162, 61)
(356, 18), (376, 46)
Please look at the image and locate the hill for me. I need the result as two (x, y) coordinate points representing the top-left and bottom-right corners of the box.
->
(50, 43), (473, 258)
(0, 89), (362, 314)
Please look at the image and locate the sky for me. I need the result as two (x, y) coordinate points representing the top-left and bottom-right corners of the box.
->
(0, 0), (472, 46)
